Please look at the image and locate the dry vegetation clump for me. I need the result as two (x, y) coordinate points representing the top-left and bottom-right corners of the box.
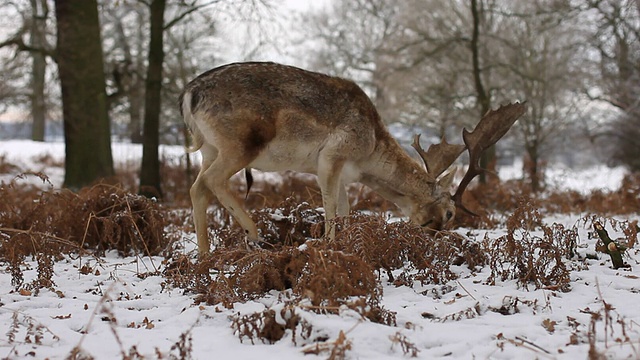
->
(231, 305), (356, 360)
(467, 179), (533, 216)
(163, 201), (501, 347)
(1, 179), (169, 257)
(579, 172), (640, 214)
(230, 304), (357, 360)
(250, 198), (325, 246)
(463, 173), (640, 225)
(71, 184), (169, 256)
(164, 201), (495, 332)
(231, 307), (305, 345)
(326, 215), (485, 285)
(1, 176), (172, 291)
(482, 200), (576, 291)
(294, 246), (380, 307)
(167, 242), (382, 312)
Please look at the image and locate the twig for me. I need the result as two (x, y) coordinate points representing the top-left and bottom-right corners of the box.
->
(456, 280), (477, 301)
(514, 336), (551, 354)
(0, 227), (83, 250)
(499, 334), (555, 359)
(124, 195), (158, 273)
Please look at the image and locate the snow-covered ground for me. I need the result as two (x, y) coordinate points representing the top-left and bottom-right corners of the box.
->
(0, 140), (197, 188)
(1, 140), (639, 359)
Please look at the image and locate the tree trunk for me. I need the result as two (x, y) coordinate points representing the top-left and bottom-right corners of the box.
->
(525, 144), (541, 192)
(30, 0), (48, 142)
(139, 0), (166, 198)
(111, 7), (145, 144)
(470, 0), (495, 183)
(128, 82), (145, 144)
(54, 0), (114, 189)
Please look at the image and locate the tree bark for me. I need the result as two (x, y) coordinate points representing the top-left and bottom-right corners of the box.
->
(30, 0), (48, 142)
(54, 0), (114, 189)
(525, 143), (541, 192)
(470, 0), (495, 183)
(139, 0), (166, 198)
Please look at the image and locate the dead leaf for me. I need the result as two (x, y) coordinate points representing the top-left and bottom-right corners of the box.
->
(542, 319), (556, 333)
(19, 288), (31, 296)
(567, 333), (579, 345)
(52, 314), (72, 319)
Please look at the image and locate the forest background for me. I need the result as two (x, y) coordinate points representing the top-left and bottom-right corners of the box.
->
(0, 0), (638, 196)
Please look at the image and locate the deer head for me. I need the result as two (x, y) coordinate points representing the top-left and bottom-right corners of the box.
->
(411, 102), (527, 224)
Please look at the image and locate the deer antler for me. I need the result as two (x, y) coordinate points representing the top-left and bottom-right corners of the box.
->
(453, 102), (527, 215)
(412, 134), (466, 178)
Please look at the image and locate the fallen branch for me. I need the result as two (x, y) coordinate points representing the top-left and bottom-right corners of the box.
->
(593, 222), (629, 269)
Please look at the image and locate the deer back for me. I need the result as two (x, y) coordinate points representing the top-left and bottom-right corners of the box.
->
(180, 62), (399, 173)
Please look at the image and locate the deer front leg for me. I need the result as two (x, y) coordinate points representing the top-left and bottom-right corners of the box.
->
(317, 155), (346, 240)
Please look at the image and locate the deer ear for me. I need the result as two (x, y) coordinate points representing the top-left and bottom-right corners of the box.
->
(437, 167), (457, 190)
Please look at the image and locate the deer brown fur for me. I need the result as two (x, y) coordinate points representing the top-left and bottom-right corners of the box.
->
(180, 62), (524, 255)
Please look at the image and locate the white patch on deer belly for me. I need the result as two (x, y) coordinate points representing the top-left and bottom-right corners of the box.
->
(249, 140), (321, 173)
(341, 162), (362, 184)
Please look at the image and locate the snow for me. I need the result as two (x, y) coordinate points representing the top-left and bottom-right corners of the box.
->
(499, 158), (627, 195)
(1, 140), (639, 359)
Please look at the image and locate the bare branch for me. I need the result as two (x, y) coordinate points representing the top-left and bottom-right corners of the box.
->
(163, 0), (220, 30)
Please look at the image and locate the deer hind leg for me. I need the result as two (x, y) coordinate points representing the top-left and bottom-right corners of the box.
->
(317, 153), (347, 240)
(200, 150), (259, 249)
(191, 145), (217, 256)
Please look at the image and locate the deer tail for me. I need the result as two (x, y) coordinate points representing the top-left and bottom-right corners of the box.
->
(180, 90), (204, 153)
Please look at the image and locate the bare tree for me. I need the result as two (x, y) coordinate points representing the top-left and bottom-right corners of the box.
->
(29, 0), (48, 141)
(586, 0), (640, 171)
(492, 2), (591, 190)
(0, 0), (54, 141)
(0, 51), (28, 116)
(304, 0), (405, 122)
(306, 0), (593, 191)
(101, 1), (148, 143)
(306, 0), (497, 134)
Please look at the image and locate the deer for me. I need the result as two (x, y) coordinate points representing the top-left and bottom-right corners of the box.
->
(180, 62), (526, 256)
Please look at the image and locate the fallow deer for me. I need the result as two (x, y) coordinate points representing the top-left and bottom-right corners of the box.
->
(180, 62), (526, 255)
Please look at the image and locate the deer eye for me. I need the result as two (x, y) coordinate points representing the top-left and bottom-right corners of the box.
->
(446, 210), (453, 220)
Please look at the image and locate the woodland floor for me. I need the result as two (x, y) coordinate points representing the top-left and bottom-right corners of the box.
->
(1, 140), (639, 359)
